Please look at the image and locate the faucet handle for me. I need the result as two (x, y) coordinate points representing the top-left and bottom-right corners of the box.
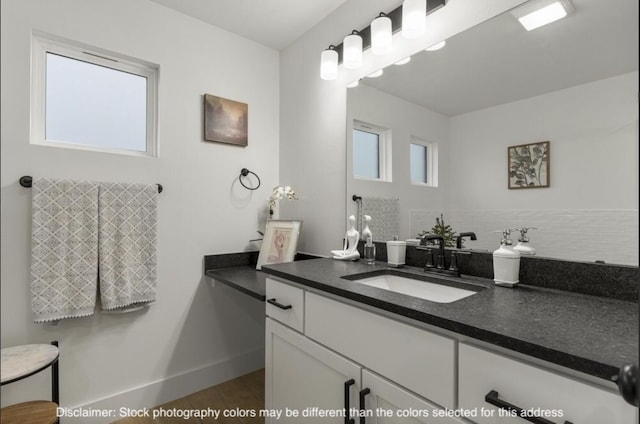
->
(449, 251), (459, 272)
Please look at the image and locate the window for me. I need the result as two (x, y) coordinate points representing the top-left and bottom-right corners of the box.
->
(353, 121), (391, 181)
(410, 138), (438, 187)
(31, 33), (158, 156)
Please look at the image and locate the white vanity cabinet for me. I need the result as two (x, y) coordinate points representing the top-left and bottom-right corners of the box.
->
(265, 276), (636, 424)
(265, 277), (463, 423)
(458, 343), (638, 424)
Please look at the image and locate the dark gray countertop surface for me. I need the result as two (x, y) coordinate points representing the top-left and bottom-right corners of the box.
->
(205, 266), (267, 301)
(260, 258), (639, 382)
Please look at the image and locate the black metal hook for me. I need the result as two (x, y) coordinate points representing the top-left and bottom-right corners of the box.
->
(239, 168), (261, 191)
(19, 176), (163, 193)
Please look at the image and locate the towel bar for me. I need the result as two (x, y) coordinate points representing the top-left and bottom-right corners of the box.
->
(19, 176), (163, 193)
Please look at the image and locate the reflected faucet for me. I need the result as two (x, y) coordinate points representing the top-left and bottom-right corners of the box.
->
(420, 234), (446, 269)
(456, 232), (477, 249)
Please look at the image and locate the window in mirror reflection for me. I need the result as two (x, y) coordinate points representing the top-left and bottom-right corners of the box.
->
(410, 138), (438, 187)
(353, 121), (391, 182)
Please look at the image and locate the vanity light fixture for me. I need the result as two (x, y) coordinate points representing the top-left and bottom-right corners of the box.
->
(320, 45), (339, 80)
(394, 57), (412, 65)
(371, 13), (393, 55)
(402, 0), (427, 39)
(367, 69), (384, 78)
(317, 0), (446, 81)
(346, 80), (360, 88)
(425, 40), (446, 51)
(511, 0), (573, 31)
(343, 30), (363, 69)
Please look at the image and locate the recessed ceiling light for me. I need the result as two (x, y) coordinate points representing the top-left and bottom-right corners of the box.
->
(394, 57), (412, 65)
(511, 0), (573, 31)
(367, 69), (384, 78)
(425, 40), (446, 51)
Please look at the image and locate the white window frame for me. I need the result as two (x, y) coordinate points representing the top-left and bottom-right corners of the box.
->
(410, 137), (438, 187)
(353, 120), (392, 182)
(30, 32), (159, 157)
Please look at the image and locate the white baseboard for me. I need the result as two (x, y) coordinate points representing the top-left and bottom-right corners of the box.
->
(59, 347), (265, 424)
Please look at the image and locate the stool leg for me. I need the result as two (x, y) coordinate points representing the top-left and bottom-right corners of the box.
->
(51, 341), (59, 404)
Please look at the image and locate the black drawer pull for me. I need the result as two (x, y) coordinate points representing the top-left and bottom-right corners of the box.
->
(485, 390), (572, 424)
(359, 388), (371, 424)
(267, 298), (292, 310)
(344, 379), (355, 424)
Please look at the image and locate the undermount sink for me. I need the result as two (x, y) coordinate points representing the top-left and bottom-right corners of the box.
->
(342, 270), (483, 303)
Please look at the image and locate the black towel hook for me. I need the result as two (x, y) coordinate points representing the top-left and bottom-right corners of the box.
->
(239, 168), (261, 191)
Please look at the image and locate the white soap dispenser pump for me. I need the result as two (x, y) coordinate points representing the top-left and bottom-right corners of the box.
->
(493, 229), (521, 287)
(513, 227), (537, 255)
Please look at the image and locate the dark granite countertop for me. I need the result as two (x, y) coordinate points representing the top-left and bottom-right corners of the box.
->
(205, 266), (267, 301)
(261, 258), (639, 383)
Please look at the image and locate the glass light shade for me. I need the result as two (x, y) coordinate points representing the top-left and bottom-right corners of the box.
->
(343, 33), (363, 69)
(402, 0), (426, 39)
(346, 80), (359, 88)
(367, 69), (384, 78)
(320, 48), (338, 80)
(371, 15), (392, 55)
(394, 57), (411, 65)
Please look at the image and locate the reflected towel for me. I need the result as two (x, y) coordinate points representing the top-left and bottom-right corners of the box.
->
(99, 182), (158, 311)
(31, 178), (99, 322)
(360, 197), (400, 241)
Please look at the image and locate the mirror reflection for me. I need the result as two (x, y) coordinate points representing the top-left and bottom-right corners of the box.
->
(346, 0), (638, 265)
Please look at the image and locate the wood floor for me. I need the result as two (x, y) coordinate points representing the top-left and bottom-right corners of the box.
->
(112, 369), (265, 424)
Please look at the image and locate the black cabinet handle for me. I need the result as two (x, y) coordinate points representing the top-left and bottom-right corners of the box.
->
(616, 364), (639, 406)
(267, 298), (292, 310)
(344, 379), (355, 424)
(359, 388), (371, 424)
(485, 390), (573, 424)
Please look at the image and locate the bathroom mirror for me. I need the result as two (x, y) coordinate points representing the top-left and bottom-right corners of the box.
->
(346, 0), (639, 266)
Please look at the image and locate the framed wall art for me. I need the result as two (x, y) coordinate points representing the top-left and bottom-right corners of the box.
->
(203, 94), (248, 146)
(508, 141), (550, 189)
(256, 220), (302, 270)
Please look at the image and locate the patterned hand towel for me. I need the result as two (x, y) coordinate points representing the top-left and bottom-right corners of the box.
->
(99, 183), (158, 310)
(360, 196), (400, 241)
(31, 178), (99, 322)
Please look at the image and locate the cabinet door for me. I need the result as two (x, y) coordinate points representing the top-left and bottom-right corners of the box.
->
(266, 318), (362, 424)
(459, 343), (638, 424)
(361, 370), (465, 424)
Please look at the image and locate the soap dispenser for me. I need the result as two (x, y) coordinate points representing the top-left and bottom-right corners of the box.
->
(493, 229), (521, 287)
(362, 215), (375, 264)
(513, 227), (537, 255)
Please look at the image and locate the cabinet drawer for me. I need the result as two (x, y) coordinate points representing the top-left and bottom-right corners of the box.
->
(265, 278), (304, 332)
(458, 343), (637, 424)
(305, 292), (455, 409)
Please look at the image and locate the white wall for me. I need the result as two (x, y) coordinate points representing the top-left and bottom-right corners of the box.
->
(449, 72), (639, 264)
(1, 0), (278, 418)
(346, 84), (450, 240)
(280, 0), (529, 256)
